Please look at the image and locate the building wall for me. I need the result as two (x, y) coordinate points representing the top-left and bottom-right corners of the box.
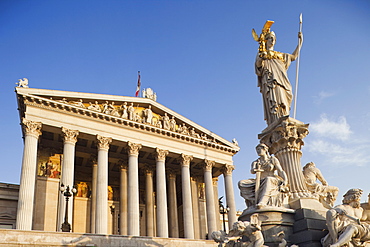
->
(0, 183), (19, 229)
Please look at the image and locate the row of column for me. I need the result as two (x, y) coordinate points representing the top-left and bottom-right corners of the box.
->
(16, 118), (237, 239)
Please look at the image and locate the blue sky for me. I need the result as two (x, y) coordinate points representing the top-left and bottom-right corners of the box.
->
(1, 0), (369, 211)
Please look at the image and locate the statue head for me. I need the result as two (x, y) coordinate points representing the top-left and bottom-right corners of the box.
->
(256, 143), (269, 156)
(303, 162), (315, 170)
(342, 188), (363, 208)
(264, 31), (276, 50)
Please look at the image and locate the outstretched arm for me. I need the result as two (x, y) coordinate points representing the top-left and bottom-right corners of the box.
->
(291, 32), (303, 61)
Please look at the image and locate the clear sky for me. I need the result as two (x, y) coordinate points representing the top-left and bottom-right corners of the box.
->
(1, 0), (369, 211)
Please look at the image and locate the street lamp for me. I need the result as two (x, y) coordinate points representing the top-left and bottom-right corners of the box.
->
(218, 196), (229, 232)
(60, 183), (77, 232)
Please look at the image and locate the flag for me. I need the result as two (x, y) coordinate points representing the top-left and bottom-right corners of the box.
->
(135, 71), (141, 97)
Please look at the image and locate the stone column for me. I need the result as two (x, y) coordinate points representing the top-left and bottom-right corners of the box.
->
(223, 164), (237, 229)
(16, 118), (42, 230)
(57, 127), (79, 232)
(203, 160), (217, 239)
(127, 142), (142, 236)
(154, 148), (169, 238)
(119, 162), (128, 235)
(191, 177), (201, 239)
(213, 177), (221, 231)
(95, 135), (112, 234)
(90, 157), (97, 233)
(167, 169), (179, 238)
(180, 154), (194, 239)
(259, 117), (310, 200)
(144, 165), (155, 237)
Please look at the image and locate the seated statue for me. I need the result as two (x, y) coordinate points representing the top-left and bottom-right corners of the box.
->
(361, 193), (370, 223)
(329, 222), (370, 247)
(303, 162), (339, 208)
(238, 143), (288, 209)
(322, 189), (365, 247)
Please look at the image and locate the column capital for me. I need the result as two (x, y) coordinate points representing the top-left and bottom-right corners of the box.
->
(222, 164), (235, 176)
(90, 154), (97, 165)
(96, 135), (112, 151)
(62, 127), (79, 144)
(118, 160), (128, 171)
(22, 118), (42, 138)
(167, 169), (177, 179)
(144, 165), (154, 175)
(180, 154), (193, 167)
(212, 177), (219, 186)
(203, 159), (215, 172)
(155, 148), (168, 162)
(127, 142), (142, 156)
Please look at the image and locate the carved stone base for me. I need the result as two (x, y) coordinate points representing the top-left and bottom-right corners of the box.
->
(238, 207), (295, 246)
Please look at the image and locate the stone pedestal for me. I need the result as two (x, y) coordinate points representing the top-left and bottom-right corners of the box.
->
(239, 207), (295, 246)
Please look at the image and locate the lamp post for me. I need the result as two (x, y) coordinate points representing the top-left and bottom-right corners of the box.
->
(218, 196), (229, 232)
(60, 184), (76, 232)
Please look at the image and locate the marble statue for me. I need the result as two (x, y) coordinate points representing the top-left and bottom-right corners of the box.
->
(169, 116), (176, 131)
(238, 143), (288, 209)
(143, 105), (153, 124)
(134, 112), (142, 123)
(142, 88), (157, 101)
(329, 222), (370, 247)
(128, 103), (135, 121)
(322, 189), (365, 247)
(109, 102), (120, 117)
(16, 78), (29, 88)
(71, 99), (85, 108)
(121, 102), (128, 119)
(211, 214), (265, 247)
(190, 127), (200, 138)
(102, 101), (110, 114)
(87, 101), (102, 112)
(253, 21), (303, 125)
(163, 113), (170, 130)
(303, 162), (339, 208)
(361, 193), (370, 222)
(232, 138), (239, 146)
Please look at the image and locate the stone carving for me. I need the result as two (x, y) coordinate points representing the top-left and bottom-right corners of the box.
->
(16, 78), (29, 88)
(76, 182), (89, 198)
(232, 138), (239, 146)
(61, 127), (79, 144)
(204, 160), (215, 171)
(180, 154), (193, 167)
(96, 135), (112, 150)
(190, 127), (200, 138)
(155, 148), (168, 162)
(109, 102), (120, 117)
(128, 103), (135, 120)
(303, 162), (339, 208)
(169, 116), (176, 131)
(238, 143), (288, 209)
(22, 118), (42, 137)
(87, 101), (102, 112)
(71, 99), (85, 108)
(163, 113), (170, 130)
(143, 105), (153, 124)
(120, 102), (128, 118)
(127, 142), (142, 156)
(253, 21), (303, 125)
(134, 112), (142, 123)
(142, 88), (157, 101)
(361, 193), (370, 222)
(223, 164), (235, 176)
(211, 213), (265, 247)
(322, 189), (365, 247)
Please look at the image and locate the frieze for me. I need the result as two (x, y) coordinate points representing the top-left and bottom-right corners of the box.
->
(18, 93), (239, 154)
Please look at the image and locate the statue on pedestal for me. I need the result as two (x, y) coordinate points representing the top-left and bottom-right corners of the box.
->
(238, 143), (288, 209)
(253, 21), (303, 125)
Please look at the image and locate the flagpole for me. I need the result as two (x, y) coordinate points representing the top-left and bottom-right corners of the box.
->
(293, 13), (302, 119)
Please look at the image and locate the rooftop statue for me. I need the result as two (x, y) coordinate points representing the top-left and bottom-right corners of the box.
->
(253, 20), (303, 125)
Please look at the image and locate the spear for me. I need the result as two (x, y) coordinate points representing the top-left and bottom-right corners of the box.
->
(293, 13), (303, 119)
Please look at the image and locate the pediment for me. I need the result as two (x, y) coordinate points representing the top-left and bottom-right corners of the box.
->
(16, 87), (239, 154)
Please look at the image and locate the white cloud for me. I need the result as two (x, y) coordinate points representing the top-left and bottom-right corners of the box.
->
(310, 114), (352, 141)
(313, 91), (335, 104)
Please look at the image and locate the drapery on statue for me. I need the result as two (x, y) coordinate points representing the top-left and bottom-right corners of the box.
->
(322, 188), (370, 247)
(238, 143), (288, 209)
(253, 20), (303, 125)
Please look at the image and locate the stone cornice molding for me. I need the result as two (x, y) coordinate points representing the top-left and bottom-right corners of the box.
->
(180, 154), (193, 167)
(203, 160), (215, 172)
(222, 164), (235, 176)
(61, 127), (79, 144)
(127, 142), (142, 156)
(17, 91), (239, 155)
(155, 148), (168, 162)
(96, 135), (112, 151)
(22, 118), (42, 138)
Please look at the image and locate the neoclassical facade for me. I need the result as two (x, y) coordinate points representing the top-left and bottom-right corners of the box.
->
(15, 86), (239, 239)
